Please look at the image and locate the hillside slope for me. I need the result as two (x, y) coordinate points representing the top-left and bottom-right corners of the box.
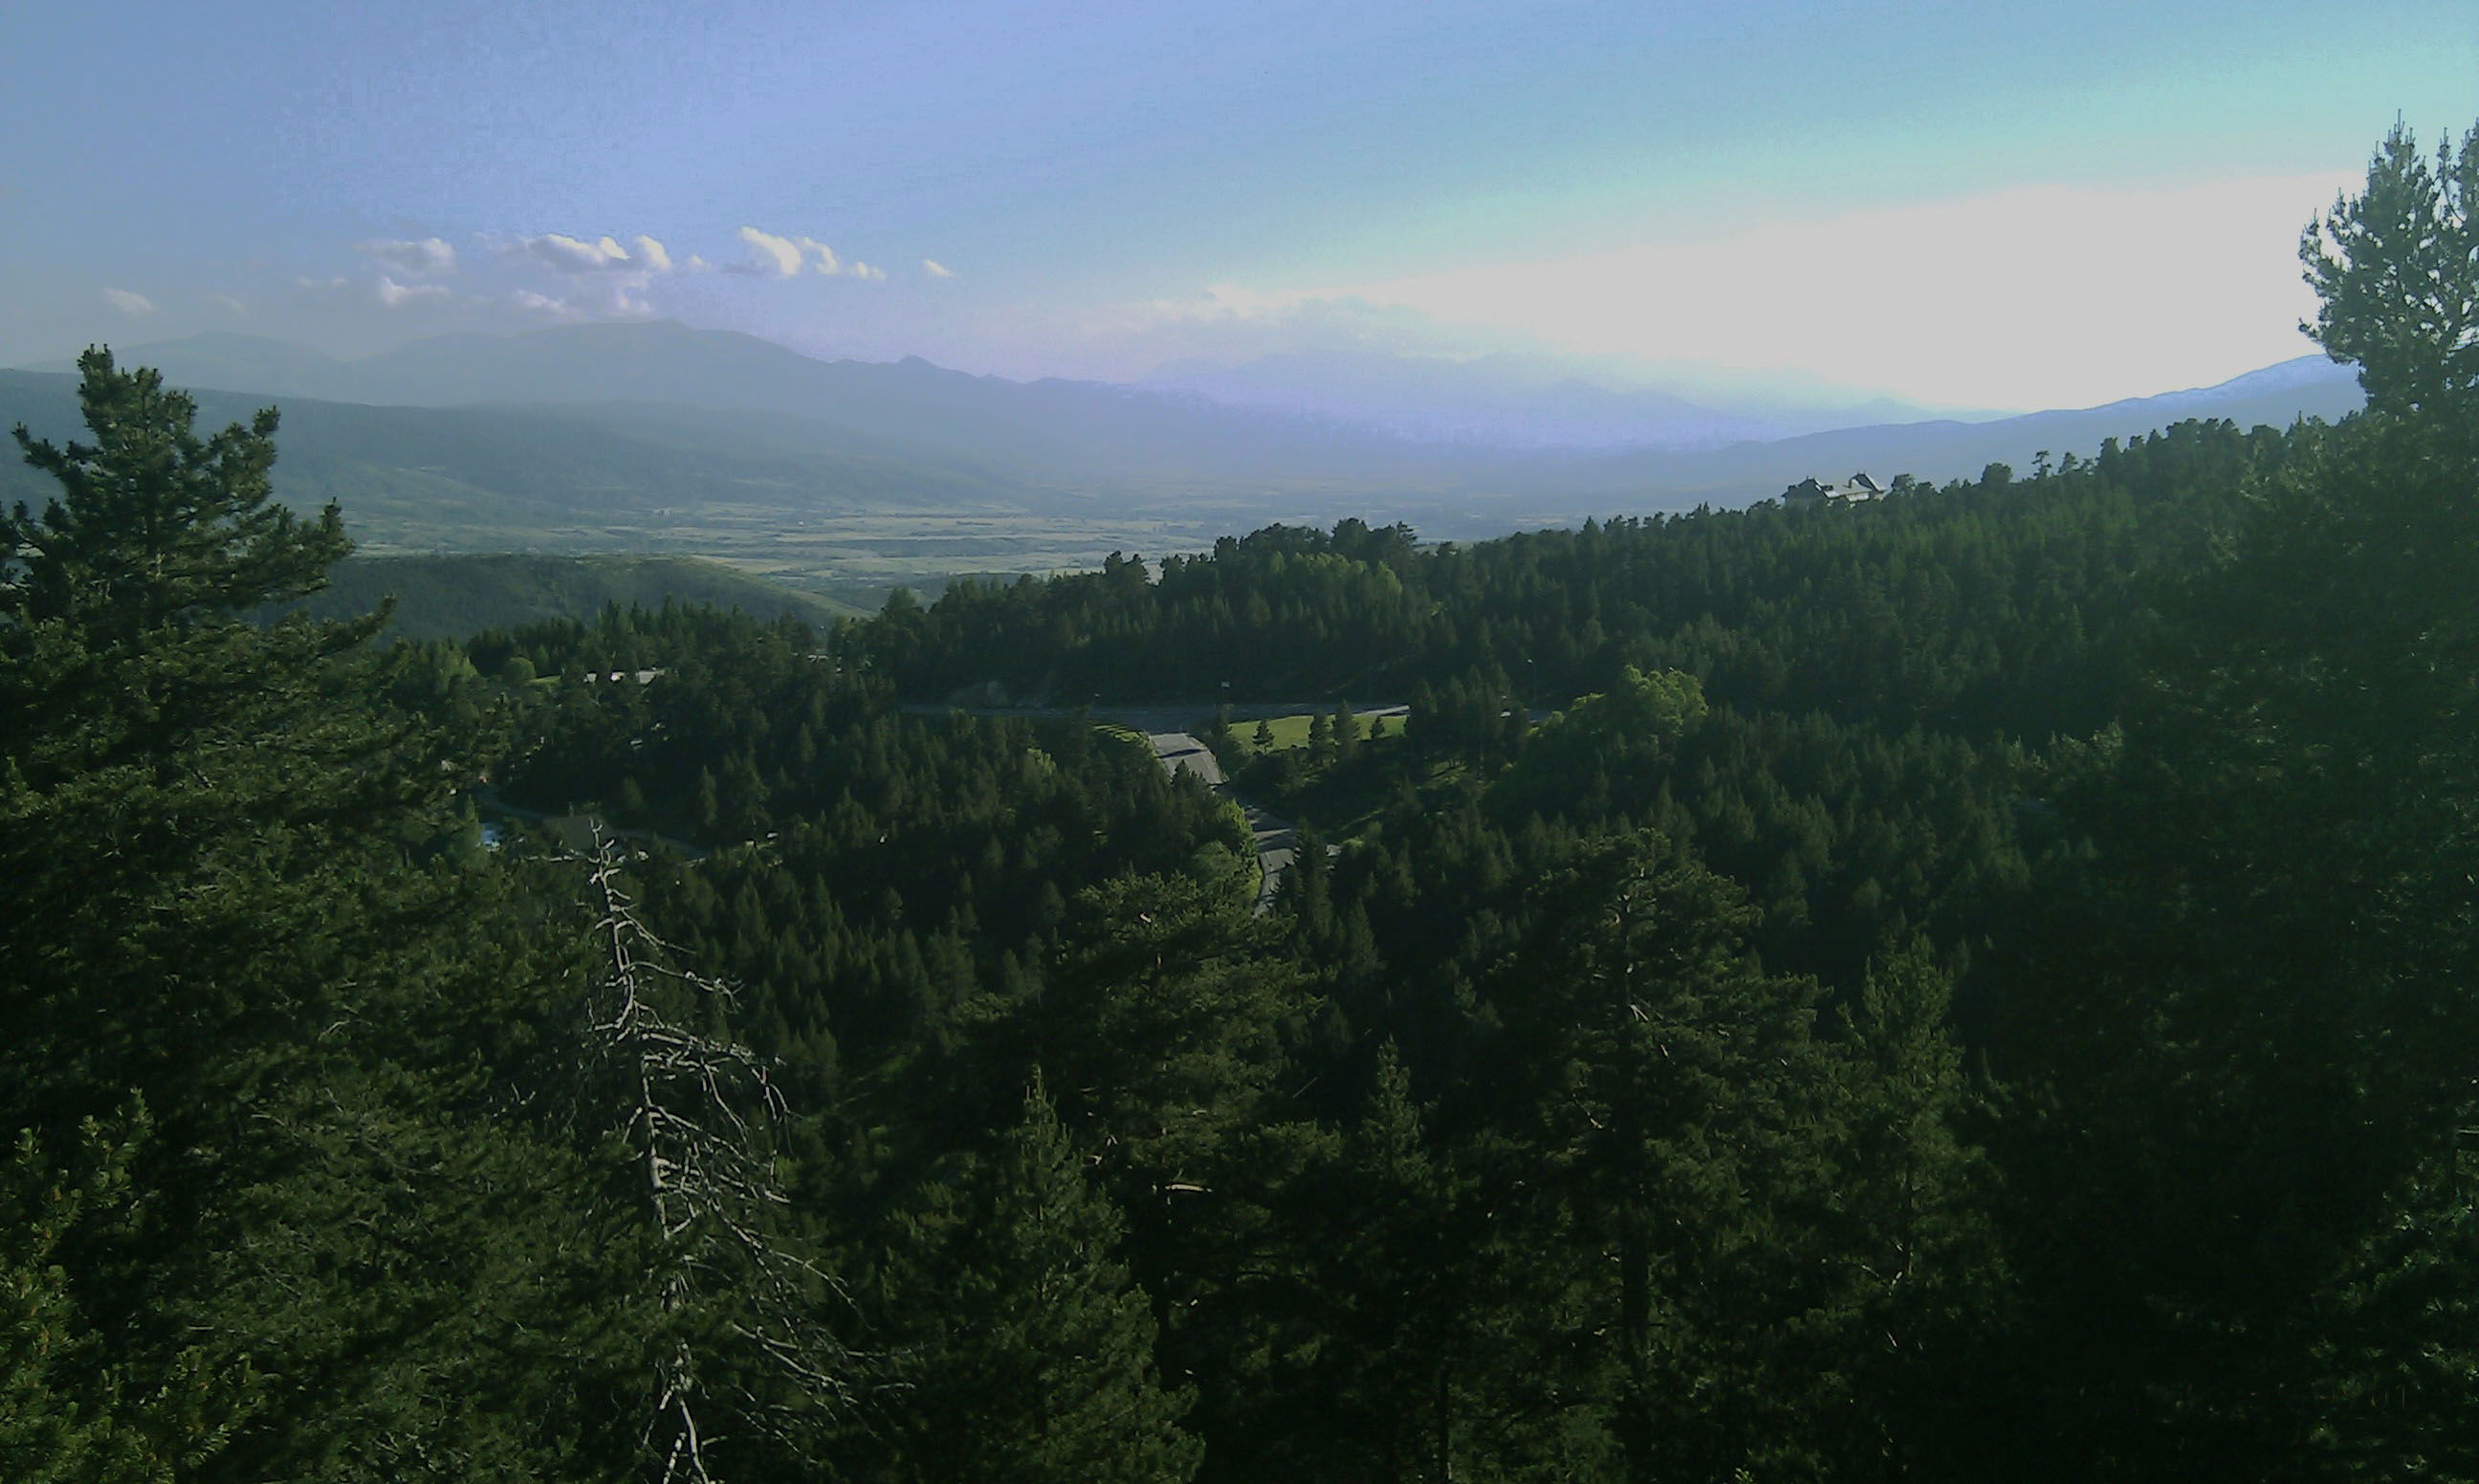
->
(0, 370), (1048, 548)
(1581, 356), (2364, 501)
(259, 553), (862, 640)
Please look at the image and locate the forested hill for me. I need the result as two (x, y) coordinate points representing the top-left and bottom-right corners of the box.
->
(845, 421), (2268, 743)
(12, 124), (2479, 1483)
(479, 385), (2468, 1478)
(0, 366), (1047, 548)
(261, 553), (867, 640)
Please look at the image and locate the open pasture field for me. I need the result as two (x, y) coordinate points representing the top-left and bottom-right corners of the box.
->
(340, 488), (1616, 607)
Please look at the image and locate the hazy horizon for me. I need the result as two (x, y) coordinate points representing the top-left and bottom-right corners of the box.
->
(8, 1), (2468, 412)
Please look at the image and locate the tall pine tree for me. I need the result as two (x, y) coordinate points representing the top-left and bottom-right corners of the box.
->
(863, 1075), (1201, 1484)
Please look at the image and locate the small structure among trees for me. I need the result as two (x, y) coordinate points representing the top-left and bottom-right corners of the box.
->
(1780, 470), (1890, 506)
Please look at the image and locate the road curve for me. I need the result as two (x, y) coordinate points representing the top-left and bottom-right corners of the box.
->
(1144, 731), (1297, 914)
(904, 704), (1390, 918)
(1147, 731), (1226, 788)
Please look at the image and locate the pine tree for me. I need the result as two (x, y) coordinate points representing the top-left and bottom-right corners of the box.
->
(1816, 944), (2007, 1475)
(1005, 870), (1311, 1223)
(1982, 120), (2479, 1475)
(2300, 119), (2479, 417)
(1, 351), (445, 1133)
(6, 348), (347, 637)
(867, 1076), (1201, 1484)
(1503, 830), (1844, 1482)
(1259, 1043), (1521, 1482)
(0, 1106), (217, 1484)
(0, 354), (662, 1479)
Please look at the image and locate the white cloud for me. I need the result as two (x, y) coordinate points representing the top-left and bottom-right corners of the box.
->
(101, 287), (155, 316)
(514, 230), (672, 279)
(798, 235), (841, 274)
(376, 274), (452, 308)
(1143, 173), (2360, 410)
(921, 258), (956, 278)
(358, 236), (457, 276)
(511, 288), (584, 319)
(524, 232), (633, 273)
(724, 227), (882, 280)
(735, 226), (805, 277)
(207, 293), (248, 316)
(500, 231), (676, 317)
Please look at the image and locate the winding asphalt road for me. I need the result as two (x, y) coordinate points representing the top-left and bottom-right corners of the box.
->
(909, 701), (1404, 916)
(1145, 731), (1299, 914)
(1140, 708), (1403, 914)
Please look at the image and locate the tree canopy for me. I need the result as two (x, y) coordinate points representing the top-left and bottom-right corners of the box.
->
(5, 347), (348, 635)
(2301, 119), (2479, 417)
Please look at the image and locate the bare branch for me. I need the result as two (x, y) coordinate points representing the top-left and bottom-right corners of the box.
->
(576, 832), (857, 1477)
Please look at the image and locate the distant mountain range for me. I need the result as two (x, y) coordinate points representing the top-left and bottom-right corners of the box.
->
(9, 323), (2367, 548)
(0, 368), (1056, 554)
(18, 324), (1501, 492)
(1575, 355), (2364, 503)
(1138, 348), (1956, 451)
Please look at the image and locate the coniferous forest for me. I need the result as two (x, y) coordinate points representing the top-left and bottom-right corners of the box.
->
(9, 123), (2479, 1482)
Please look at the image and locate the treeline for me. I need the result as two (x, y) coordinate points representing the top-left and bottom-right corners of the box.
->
(845, 418), (2277, 742)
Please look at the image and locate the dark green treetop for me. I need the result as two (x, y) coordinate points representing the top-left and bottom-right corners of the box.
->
(2, 352), (636, 1481)
(6, 346), (347, 635)
(866, 1074), (1202, 1484)
(2301, 120), (2479, 417)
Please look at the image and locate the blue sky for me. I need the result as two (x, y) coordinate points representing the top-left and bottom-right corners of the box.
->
(4, 0), (2470, 408)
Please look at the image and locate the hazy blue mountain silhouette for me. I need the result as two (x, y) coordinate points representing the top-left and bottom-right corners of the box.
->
(16, 327), (2369, 519)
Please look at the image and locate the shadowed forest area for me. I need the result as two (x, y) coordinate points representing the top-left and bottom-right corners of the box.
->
(7, 122), (2479, 1482)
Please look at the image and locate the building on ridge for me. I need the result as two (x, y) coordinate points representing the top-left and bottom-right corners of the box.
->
(1780, 471), (1891, 506)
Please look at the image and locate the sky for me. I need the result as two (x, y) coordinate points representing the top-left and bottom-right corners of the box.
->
(3, 0), (2472, 411)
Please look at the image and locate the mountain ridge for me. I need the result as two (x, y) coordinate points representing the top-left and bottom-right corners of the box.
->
(1577, 354), (2363, 502)
(31, 322), (2359, 469)
(11, 325), (2370, 535)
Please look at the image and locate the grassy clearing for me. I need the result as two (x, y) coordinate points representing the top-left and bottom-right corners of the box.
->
(1093, 721), (1152, 755)
(340, 499), (1293, 600)
(1232, 712), (1321, 754)
(1229, 709), (1403, 758)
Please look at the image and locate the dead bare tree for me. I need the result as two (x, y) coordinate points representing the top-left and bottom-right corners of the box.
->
(581, 840), (855, 1481)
